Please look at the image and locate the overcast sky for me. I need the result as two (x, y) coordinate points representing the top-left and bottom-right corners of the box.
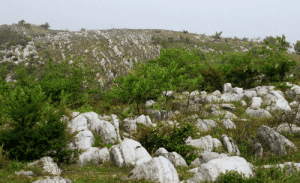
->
(1, 0), (299, 52)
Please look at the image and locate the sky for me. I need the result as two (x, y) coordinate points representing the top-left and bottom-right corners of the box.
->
(1, 0), (299, 52)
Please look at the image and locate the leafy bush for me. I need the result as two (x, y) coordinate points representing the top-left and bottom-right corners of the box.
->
(294, 40), (300, 55)
(263, 35), (292, 51)
(216, 51), (261, 89)
(248, 35), (297, 83)
(273, 81), (292, 92)
(0, 77), (13, 126)
(12, 54), (100, 109)
(186, 37), (190, 43)
(215, 170), (257, 183)
(0, 80), (84, 166)
(0, 26), (31, 49)
(17, 20), (26, 26)
(39, 22), (50, 30)
(100, 47), (206, 115)
(18, 20), (32, 29)
(242, 37), (249, 42)
(5, 52), (13, 58)
(0, 61), (17, 80)
(198, 63), (225, 93)
(101, 36), (297, 118)
(168, 37), (174, 43)
(215, 35), (297, 88)
(0, 52), (5, 59)
(137, 121), (199, 165)
(212, 31), (223, 41)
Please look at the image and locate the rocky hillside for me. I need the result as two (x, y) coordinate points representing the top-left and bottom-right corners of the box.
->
(0, 23), (299, 94)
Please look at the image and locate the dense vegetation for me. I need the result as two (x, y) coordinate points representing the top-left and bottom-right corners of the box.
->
(1, 22), (300, 182)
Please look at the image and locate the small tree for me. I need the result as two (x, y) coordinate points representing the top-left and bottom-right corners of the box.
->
(0, 81), (84, 166)
(294, 41), (300, 55)
(40, 22), (50, 30)
(18, 20), (26, 26)
(17, 20), (31, 29)
(213, 31), (223, 41)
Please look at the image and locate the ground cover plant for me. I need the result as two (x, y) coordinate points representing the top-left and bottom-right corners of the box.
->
(1, 24), (300, 182)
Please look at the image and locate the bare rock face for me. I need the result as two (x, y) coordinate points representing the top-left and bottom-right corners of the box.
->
(256, 125), (287, 156)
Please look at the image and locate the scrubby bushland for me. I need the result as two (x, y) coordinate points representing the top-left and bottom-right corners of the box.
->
(0, 28), (299, 182)
(0, 26), (32, 50)
(0, 61), (17, 81)
(10, 54), (100, 109)
(246, 35), (297, 83)
(263, 35), (293, 51)
(97, 35), (297, 130)
(215, 35), (297, 88)
(100, 47), (207, 116)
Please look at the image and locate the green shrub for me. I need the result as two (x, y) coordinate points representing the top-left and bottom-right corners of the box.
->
(0, 52), (5, 59)
(0, 61), (17, 81)
(242, 37), (249, 42)
(100, 47), (206, 115)
(0, 77), (13, 126)
(186, 37), (190, 43)
(18, 20), (32, 29)
(251, 35), (297, 83)
(263, 35), (292, 51)
(0, 26), (30, 50)
(12, 55), (100, 109)
(294, 40), (300, 55)
(198, 64), (224, 93)
(137, 122), (199, 165)
(212, 31), (223, 41)
(215, 170), (257, 183)
(39, 22), (50, 30)
(5, 53), (13, 58)
(168, 37), (174, 43)
(273, 81), (292, 92)
(215, 35), (297, 88)
(0, 81), (84, 166)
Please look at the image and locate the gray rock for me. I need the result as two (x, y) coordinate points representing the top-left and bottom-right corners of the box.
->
(186, 156), (255, 182)
(125, 156), (180, 183)
(256, 125), (287, 156)
(221, 134), (240, 156)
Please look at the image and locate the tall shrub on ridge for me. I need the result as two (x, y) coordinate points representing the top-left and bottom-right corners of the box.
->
(216, 35), (297, 88)
(243, 35), (297, 83)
